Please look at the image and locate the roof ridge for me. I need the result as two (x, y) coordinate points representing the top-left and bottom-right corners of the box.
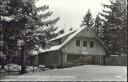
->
(40, 26), (86, 53)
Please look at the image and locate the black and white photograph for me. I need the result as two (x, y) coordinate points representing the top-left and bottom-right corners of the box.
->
(0, 0), (127, 81)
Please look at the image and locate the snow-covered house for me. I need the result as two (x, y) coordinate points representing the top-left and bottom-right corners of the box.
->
(38, 26), (108, 68)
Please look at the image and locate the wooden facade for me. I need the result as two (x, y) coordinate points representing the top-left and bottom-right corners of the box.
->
(38, 27), (107, 68)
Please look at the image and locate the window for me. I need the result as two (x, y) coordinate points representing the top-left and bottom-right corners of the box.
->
(83, 41), (87, 47)
(90, 41), (94, 48)
(76, 40), (80, 47)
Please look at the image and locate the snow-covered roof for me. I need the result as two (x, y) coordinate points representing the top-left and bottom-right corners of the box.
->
(49, 29), (76, 41)
(40, 26), (86, 53)
(39, 26), (108, 53)
(39, 45), (62, 53)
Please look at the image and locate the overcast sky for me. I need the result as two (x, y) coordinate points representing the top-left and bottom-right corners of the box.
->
(36, 0), (110, 30)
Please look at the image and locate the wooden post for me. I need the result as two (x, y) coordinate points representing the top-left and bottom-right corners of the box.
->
(83, 55), (85, 64)
(36, 55), (38, 66)
(33, 56), (34, 72)
(92, 56), (94, 64)
(103, 55), (106, 65)
(62, 53), (67, 67)
(100, 56), (102, 65)
(60, 53), (63, 68)
(119, 55), (121, 66)
(8, 64), (10, 75)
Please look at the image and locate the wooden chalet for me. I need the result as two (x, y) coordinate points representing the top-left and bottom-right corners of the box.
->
(38, 26), (108, 68)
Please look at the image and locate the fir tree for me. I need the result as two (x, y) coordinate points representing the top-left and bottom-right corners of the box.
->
(100, 0), (127, 55)
(0, 0), (59, 73)
(44, 25), (59, 40)
(33, 3), (60, 48)
(0, 0), (37, 74)
(94, 14), (102, 34)
(81, 9), (94, 28)
(0, 0), (59, 55)
(94, 13), (106, 41)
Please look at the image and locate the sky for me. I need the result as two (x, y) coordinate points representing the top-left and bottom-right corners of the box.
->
(36, 0), (110, 31)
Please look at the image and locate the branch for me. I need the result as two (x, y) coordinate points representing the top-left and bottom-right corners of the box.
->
(35, 5), (49, 12)
(38, 11), (53, 20)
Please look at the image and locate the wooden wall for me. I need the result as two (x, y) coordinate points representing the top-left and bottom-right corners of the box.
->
(62, 27), (105, 56)
(38, 51), (62, 68)
(62, 37), (105, 56)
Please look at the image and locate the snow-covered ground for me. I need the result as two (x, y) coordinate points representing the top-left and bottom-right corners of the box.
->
(0, 64), (42, 72)
(1, 65), (127, 81)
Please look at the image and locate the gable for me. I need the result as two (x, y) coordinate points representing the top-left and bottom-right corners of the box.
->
(76, 27), (96, 38)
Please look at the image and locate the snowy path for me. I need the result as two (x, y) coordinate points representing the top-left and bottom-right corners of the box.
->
(1, 65), (127, 81)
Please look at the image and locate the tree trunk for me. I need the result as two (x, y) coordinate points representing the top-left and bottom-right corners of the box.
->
(20, 45), (27, 74)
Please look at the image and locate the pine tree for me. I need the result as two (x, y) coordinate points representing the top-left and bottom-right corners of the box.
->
(100, 0), (127, 55)
(94, 14), (102, 35)
(44, 25), (59, 40)
(0, 0), (36, 74)
(33, 4), (59, 48)
(0, 0), (59, 55)
(81, 9), (94, 28)
(0, 0), (59, 73)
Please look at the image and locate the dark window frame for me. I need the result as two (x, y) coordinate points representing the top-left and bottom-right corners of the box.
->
(90, 41), (94, 48)
(83, 40), (87, 47)
(76, 40), (80, 47)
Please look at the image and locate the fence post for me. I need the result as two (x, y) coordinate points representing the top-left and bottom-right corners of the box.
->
(119, 55), (121, 66)
(33, 56), (34, 72)
(8, 64), (10, 75)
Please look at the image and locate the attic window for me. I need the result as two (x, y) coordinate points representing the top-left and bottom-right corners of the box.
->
(76, 40), (80, 47)
(90, 41), (94, 48)
(83, 41), (87, 47)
